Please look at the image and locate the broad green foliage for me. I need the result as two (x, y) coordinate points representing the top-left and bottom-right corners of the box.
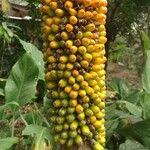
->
(23, 125), (52, 150)
(5, 53), (39, 107)
(0, 137), (19, 150)
(119, 119), (150, 149)
(141, 32), (150, 56)
(140, 92), (150, 119)
(142, 51), (150, 94)
(0, 78), (6, 96)
(106, 34), (150, 149)
(119, 139), (148, 150)
(19, 39), (45, 80)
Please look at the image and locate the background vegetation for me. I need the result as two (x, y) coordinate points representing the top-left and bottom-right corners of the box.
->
(0, 0), (150, 150)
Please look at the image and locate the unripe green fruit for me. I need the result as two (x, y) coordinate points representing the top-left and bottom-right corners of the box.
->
(81, 125), (90, 136)
(61, 131), (68, 139)
(69, 130), (78, 138)
(49, 116), (56, 123)
(68, 76), (76, 85)
(70, 121), (78, 130)
(67, 107), (75, 114)
(57, 71), (64, 78)
(75, 135), (83, 145)
(79, 120), (86, 126)
(48, 108), (55, 114)
(64, 70), (71, 78)
(53, 100), (62, 108)
(66, 139), (74, 147)
(63, 123), (69, 130)
(76, 31), (83, 39)
(80, 81), (89, 88)
(81, 96), (90, 103)
(57, 63), (66, 70)
(51, 91), (59, 99)
(62, 99), (69, 107)
(93, 142), (104, 150)
(78, 46), (87, 55)
(56, 117), (65, 124)
(60, 91), (68, 98)
(55, 125), (63, 132)
(91, 105), (100, 114)
(58, 79), (67, 88)
(77, 112), (85, 121)
(58, 108), (66, 116)
(72, 83), (80, 91)
(82, 103), (89, 109)
(66, 114), (75, 123)
(54, 134), (60, 142)
(85, 108), (93, 116)
(76, 75), (84, 82)
(59, 138), (66, 145)
(96, 112), (104, 120)
(78, 89), (86, 97)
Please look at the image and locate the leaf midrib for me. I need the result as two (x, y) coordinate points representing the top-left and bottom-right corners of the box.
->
(16, 60), (27, 102)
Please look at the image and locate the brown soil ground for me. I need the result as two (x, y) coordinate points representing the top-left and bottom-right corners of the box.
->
(107, 62), (141, 89)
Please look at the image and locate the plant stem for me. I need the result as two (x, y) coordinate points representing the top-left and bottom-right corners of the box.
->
(11, 114), (15, 137)
(20, 114), (28, 126)
(34, 103), (50, 128)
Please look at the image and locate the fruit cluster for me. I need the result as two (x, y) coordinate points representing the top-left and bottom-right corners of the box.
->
(41, 0), (107, 149)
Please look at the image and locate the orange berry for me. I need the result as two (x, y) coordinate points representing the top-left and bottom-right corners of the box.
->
(64, 1), (73, 10)
(77, 9), (85, 18)
(85, 11), (93, 19)
(49, 1), (58, 10)
(45, 18), (53, 26)
(98, 6), (108, 14)
(69, 91), (78, 99)
(69, 16), (78, 25)
(99, 0), (108, 6)
(66, 24), (74, 32)
(100, 36), (107, 44)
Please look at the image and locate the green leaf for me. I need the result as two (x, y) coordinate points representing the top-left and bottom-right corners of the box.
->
(23, 125), (52, 141)
(106, 119), (119, 140)
(125, 89), (141, 104)
(119, 118), (150, 149)
(109, 78), (130, 99)
(105, 103), (132, 120)
(19, 39), (44, 80)
(0, 25), (4, 37)
(119, 139), (148, 150)
(142, 51), (150, 94)
(2, 22), (14, 38)
(141, 31), (150, 55)
(117, 101), (142, 117)
(5, 53), (39, 108)
(0, 78), (6, 96)
(23, 124), (56, 150)
(0, 89), (4, 96)
(0, 137), (18, 150)
(140, 92), (150, 119)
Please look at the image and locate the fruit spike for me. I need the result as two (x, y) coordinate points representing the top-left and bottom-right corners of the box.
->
(41, 0), (107, 149)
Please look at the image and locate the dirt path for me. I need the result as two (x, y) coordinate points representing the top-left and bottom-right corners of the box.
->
(107, 62), (141, 88)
